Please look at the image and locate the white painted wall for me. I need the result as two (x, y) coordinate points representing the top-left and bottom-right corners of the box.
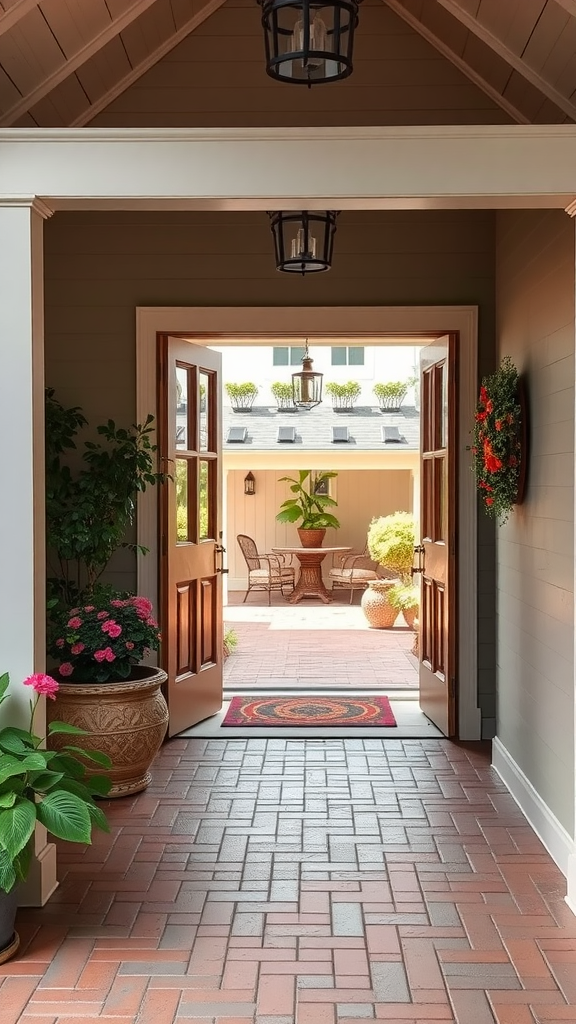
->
(493, 211), (575, 850)
(226, 466), (413, 590)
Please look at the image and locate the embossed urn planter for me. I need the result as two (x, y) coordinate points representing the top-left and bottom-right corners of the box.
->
(360, 579), (398, 629)
(47, 666), (168, 798)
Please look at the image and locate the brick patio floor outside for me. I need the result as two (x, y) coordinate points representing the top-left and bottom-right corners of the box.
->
(224, 593), (418, 691)
(5, 737), (576, 1024)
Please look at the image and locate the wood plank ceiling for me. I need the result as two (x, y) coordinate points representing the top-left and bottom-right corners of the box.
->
(0, 0), (574, 127)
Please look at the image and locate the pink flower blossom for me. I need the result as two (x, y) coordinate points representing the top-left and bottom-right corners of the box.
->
(84, 605), (95, 612)
(146, 618), (158, 628)
(58, 663), (74, 677)
(94, 649), (108, 662)
(110, 599), (126, 608)
(70, 643), (85, 655)
(67, 616), (82, 629)
(125, 641), (135, 650)
(70, 608), (80, 615)
(101, 619), (121, 638)
(104, 647), (116, 662)
(97, 611), (109, 620)
(130, 596), (153, 620)
(23, 673), (60, 699)
(55, 638), (65, 648)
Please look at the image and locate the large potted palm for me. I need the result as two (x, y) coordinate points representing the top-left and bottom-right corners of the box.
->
(276, 470), (340, 547)
(45, 389), (169, 797)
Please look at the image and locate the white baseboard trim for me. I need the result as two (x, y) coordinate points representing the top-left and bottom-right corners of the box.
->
(492, 737), (576, 914)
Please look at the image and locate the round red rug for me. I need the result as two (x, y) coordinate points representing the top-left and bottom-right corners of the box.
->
(221, 695), (397, 728)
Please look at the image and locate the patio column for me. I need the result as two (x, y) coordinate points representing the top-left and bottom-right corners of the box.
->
(0, 197), (58, 905)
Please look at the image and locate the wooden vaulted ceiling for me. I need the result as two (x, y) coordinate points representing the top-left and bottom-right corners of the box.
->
(0, 0), (575, 128)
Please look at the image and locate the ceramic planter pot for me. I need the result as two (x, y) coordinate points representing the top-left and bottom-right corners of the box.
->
(47, 666), (168, 798)
(361, 579), (398, 628)
(0, 888), (19, 965)
(402, 606), (418, 629)
(298, 527), (326, 548)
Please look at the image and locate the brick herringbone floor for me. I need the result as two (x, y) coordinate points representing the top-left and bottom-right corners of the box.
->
(5, 738), (576, 1024)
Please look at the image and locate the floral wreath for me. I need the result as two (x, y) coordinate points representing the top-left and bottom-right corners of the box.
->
(472, 356), (523, 523)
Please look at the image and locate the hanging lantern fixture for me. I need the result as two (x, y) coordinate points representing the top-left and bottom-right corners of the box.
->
(257, 0), (363, 86)
(268, 210), (338, 274)
(244, 471), (256, 496)
(292, 339), (323, 410)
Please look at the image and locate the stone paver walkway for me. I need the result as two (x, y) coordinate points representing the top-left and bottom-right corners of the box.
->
(6, 737), (576, 1024)
(224, 593), (418, 690)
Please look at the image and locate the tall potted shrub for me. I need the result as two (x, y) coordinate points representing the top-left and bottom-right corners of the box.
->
(0, 671), (112, 963)
(373, 379), (412, 412)
(45, 389), (169, 797)
(276, 470), (340, 547)
(362, 512), (416, 628)
(271, 381), (297, 411)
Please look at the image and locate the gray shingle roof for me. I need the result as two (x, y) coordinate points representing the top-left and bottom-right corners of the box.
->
(223, 405), (420, 451)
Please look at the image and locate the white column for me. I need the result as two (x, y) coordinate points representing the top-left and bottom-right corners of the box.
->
(0, 197), (57, 905)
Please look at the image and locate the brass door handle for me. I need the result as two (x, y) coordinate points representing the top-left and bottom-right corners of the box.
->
(411, 544), (425, 576)
(215, 544), (229, 574)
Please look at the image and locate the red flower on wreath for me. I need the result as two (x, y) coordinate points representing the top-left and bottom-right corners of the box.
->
(483, 438), (502, 474)
(471, 357), (523, 523)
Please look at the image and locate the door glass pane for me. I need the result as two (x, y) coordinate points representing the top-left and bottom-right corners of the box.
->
(175, 459), (189, 542)
(176, 366), (188, 449)
(199, 461), (209, 540)
(199, 371), (209, 452)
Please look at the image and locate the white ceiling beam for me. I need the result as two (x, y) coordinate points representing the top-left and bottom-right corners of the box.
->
(432, 0), (576, 121)
(0, 0), (38, 39)
(382, 0), (529, 125)
(71, 0), (228, 127)
(0, 0), (170, 127)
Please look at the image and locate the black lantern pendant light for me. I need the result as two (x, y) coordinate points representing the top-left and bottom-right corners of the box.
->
(268, 210), (338, 274)
(292, 339), (323, 409)
(257, 0), (362, 86)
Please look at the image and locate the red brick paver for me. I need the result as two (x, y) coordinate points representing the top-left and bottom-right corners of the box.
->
(224, 592), (418, 689)
(5, 738), (576, 1024)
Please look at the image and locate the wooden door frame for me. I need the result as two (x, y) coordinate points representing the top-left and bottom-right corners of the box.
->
(136, 305), (481, 740)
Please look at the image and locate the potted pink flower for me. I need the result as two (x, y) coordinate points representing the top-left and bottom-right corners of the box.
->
(0, 670), (111, 964)
(46, 594), (168, 798)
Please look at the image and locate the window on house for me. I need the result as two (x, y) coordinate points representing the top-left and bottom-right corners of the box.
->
(331, 346), (365, 366)
(273, 346), (306, 366)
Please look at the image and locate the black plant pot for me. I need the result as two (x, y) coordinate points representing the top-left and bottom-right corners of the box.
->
(0, 887), (20, 964)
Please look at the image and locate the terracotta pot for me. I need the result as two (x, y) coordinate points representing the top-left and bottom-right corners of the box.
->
(47, 666), (168, 798)
(402, 606), (418, 629)
(298, 527), (326, 548)
(360, 579), (398, 629)
(0, 888), (19, 966)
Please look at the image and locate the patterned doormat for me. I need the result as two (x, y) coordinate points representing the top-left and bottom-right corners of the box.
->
(221, 695), (397, 728)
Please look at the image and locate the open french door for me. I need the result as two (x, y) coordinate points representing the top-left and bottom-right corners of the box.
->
(159, 336), (224, 737)
(418, 334), (458, 737)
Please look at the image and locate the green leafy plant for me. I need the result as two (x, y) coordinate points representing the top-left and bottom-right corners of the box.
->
(471, 356), (522, 523)
(325, 381), (362, 410)
(373, 380), (412, 410)
(45, 389), (166, 607)
(223, 628), (238, 658)
(367, 512), (415, 577)
(0, 671), (111, 893)
(225, 382), (258, 410)
(276, 470), (340, 530)
(48, 595), (161, 684)
(387, 580), (419, 612)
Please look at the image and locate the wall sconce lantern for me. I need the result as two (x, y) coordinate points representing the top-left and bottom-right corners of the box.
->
(292, 339), (323, 409)
(257, 0), (363, 86)
(268, 210), (338, 274)
(244, 471), (256, 495)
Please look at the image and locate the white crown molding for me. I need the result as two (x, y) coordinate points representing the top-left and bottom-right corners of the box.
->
(0, 195), (53, 218)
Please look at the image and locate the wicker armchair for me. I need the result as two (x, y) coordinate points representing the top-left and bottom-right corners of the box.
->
(328, 547), (382, 604)
(236, 534), (295, 605)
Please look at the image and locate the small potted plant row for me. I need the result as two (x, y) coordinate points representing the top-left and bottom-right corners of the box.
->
(271, 381), (297, 411)
(325, 381), (362, 411)
(225, 382), (258, 412)
(373, 378), (415, 412)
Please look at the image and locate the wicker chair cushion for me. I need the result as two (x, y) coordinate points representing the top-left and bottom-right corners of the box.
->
(250, 568), (295, 582)
(328, 567), (379, 582)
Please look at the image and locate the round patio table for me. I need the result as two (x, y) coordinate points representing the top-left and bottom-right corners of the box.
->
(272, 546), (352, 604)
